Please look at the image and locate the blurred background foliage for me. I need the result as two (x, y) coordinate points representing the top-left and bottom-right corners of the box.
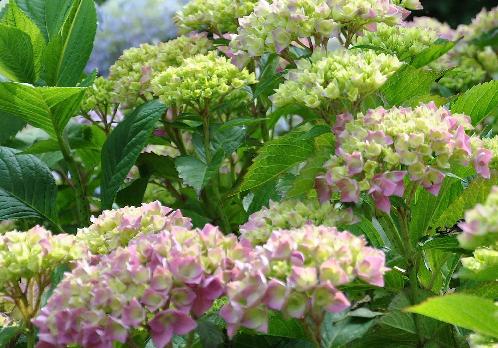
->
(418, 0), (498, 27)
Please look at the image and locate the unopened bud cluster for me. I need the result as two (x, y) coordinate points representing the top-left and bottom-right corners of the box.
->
(272, 49), (401, 110)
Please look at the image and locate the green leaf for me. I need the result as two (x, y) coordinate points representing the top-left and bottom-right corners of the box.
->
(137, 153), (178, 181)
(41, 0), (97, 86)
(15, 0), (72, 41)
(0, 112), (25, 144)
(410, 39), (456, 68)
(0, 82), (85, 137)
(2, 1), (45, 77)
(197, 319), (225, 348)
(451, 81), (498, 125)
(0, 24), (35, 82)
(434, 175), (498, 232)
(322, 310), (379, 348)
(0, 325), (21, 347)
(116, 177), (150, 207)
(175, 150), (224, 194)
(267, 312), (307, 339)
(286, 133), (333, 198)
(409, 177), (463, 245)
(238, 130), (314, 193)
(418, 235), (462, 252)
(381, 65), (440, 107)
(0, 146), (58, 223)
(406, 294), (498, 339)
(101, 100), (166, 209)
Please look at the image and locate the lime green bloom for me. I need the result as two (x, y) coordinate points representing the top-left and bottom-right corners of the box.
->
(76, 201), (192, 255)
(272, 49), (401, 111)
(152, 52), (256, 111)
(81, 76), (118, 114)
(240, 199), (358, 245)
(0, 226), (82, 291)
(109, 35), (212, 108)
(175, 0), (259, 34)
(355, 23), (438, 60)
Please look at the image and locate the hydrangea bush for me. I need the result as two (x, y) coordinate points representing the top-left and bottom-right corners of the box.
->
(0, 0), (497, 347)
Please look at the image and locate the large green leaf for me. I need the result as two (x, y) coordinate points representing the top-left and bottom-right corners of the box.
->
(0, 24), (35, 82)
(0, 112), (25, 144)
(286, 132), (333, 198)
(322, 310), (381, 348)
(15, 0), (72, 41)
(434, 175), (498, 232)
(451, 81), (498, 125)
(410, 39), (456, 68)
(0, 325), (21, 347)
(1, 1), (45, 77)
(101, 100), (166, 209)
(175, 150), (224, 194)
(407, 294), (498, 339)
(0, 82), (85, 137)
(381, 65), (439, 107)
(0, 146), (57, 222)
(238, 130), (315, 193)
(408, 177), (463, 245)
(42, 0), (96, 86)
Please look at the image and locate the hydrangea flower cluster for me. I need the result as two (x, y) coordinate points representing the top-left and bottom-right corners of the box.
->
(109, 35), (212, 108)
(319, 103), (493, 213)
(355, 22), (438, 60)
(461, 248), (498, 275)
(230, 0), (338, 57)
(272, 49), (401, 111)
(406, 17), (456, 41)
(0, 227), (82, 291)
(458, 186), (498, 250)
(34, 225), (242, 348)
(240, 199), (358, 245)
(438, 7), (498, 92)
(80, 76), (118, 115)
(151, 52), (257, 111)
(76, 201), (192, 255)
(230, 0), (415, 57)
(0, 227), (83, 323)
(175, 0), (259, 34)
(482, 137), (498, 169)
(86, 0), (188, 74)
(221, 225), (387, 336)
(456, 6), (498, 41)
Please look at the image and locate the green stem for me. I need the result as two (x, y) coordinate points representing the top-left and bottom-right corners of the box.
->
(201, 109), (231, 233)
(399, 203), (423, 347)
(26, 325), (35, 348)
(302, 319), (321, 348)
(56, 133), (90, 226)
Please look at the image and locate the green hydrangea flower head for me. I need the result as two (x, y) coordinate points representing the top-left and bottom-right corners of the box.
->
(459, 186), (498, 250)
(439, 57), (487, 92)
(481, 137), (498, 168)
(457, 6), (498, 41)
(152, 52), (257, 111)
(109, 35), (212, 108)
(407, 16), (456, 41)
(355, 22), (438, 60)
(272, 49), (401, 111)
(80, 76), (118, 114)
(240, 199), (358, 245)
(175, 0), (259, 34)
(0, 226), (83, 292)
(461, 248), (498, 275)
(230, 0), (339, 57)
(76, 201), (192, 255)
